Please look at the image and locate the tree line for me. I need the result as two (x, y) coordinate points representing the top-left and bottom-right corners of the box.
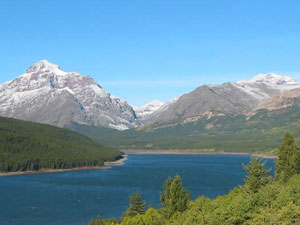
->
(0, 116), (122, 172)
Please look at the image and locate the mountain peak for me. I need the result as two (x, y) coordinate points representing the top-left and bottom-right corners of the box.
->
(0, 60), (139, 130)
(249, 73), (297, 83)
(238, 73), (299, 86)
(136, 99), (164, 110)
(134, 99), (164, 119)
(26, 60), (67, 75)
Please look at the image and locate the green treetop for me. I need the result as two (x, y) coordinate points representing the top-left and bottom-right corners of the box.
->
(89, 216), (104, 225)
(275, 133), (300, 182)
(243, 157), (271, 193)
(123, 192), (146, 218)
(160, 175), (190, 218)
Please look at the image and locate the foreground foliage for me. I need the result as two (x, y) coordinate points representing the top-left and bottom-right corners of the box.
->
(0, 117), (122, 172)
(275, 133), (300, 181)
(89, 134), (300, 225)
(122, 193), (146, 218)
(160, 175), (190, 218)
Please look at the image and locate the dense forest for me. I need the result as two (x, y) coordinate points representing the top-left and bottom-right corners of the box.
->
(71, 106), (300, 153)
(88, 133), (300, 225)
(0, 117), (122, 172)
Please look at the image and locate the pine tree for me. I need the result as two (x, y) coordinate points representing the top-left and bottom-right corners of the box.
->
(89, 216), (104, 225)
(89, 218), (95, 225)
(243, 157), (271, 193)
(94, 216), (104, 225)
(160, 175), (190, 218)
(275, 133), (300, 181)
(123, 192), (146, 218)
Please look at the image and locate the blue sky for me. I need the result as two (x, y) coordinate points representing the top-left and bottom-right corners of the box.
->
(1, 0), (300, 106)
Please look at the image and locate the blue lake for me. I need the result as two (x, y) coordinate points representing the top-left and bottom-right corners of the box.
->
(0, 154), (274, 225)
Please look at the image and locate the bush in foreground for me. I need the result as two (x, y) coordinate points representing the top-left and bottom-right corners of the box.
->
(90, 133), (300, 225)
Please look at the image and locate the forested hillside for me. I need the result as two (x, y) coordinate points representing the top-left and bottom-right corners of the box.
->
(0, 117), (122, 172)
(89, 133), (300, 225)
(72, 106), (300, 153)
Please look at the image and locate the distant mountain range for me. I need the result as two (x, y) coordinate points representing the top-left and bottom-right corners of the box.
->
(133, 100), (164, 120)
(143, 73), (300, 128)
(2, 60), (300, 152)
(133, 97), (179, 122)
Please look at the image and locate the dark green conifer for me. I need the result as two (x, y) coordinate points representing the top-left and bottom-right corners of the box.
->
(160, 175), (190, 218)
(89, 218), (95, 225)
(275, 133), (300, 181)
(123, 192), (146, 218)
(243, 157), (271, 192)
(89, 216), (104, 225)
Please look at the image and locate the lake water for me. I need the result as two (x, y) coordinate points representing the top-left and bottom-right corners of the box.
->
(0, 154), (274, 225)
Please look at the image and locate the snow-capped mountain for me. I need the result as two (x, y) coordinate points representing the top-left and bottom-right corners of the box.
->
(234, 73), (300, 100)
(2, 62), (298, 131)
(144, 73), (300, 127)
(0, 60), (139, 130)
(156, 97), (179, 113)
(133, 100), (164, 120)
(133, 97), (180, 122)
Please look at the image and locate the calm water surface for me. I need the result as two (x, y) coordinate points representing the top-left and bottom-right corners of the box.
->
(0, 154), (274, 225)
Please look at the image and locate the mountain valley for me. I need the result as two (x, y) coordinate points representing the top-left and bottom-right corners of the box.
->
(2, 60), (300, 153)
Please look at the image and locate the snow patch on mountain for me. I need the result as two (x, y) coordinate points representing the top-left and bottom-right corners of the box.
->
(0, 60), (139, 130)
(234, 73), (300, 100)
(134, 97), (179, 122)
(25, 60), (67, 76)
(134, 100), (164, 119)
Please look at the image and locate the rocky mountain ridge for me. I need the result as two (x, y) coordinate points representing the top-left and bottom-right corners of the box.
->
(133, 100), (164, 120)
(0, 60), (139, 130)
(142, 73), (300, 128)
(1, 60), (299, 131)
(252, 87), (300, 113)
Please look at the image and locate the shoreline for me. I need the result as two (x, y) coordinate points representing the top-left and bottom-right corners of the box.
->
(104, 154), (128, 166)
(0, 151), (276, 177)
(123, 150), (278, 159)
(0, 154), (128, 177)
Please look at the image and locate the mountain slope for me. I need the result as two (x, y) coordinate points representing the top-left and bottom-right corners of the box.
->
(78, 105), (300, 153)
(145, 73), (300, 128)
(252, 87), (300, 113)
(70, 73), (300, 153)
(0, 60), (139, 130)
(133, 100), (164, 120)
(74, 83), (300, 153)
(0, 116), (122, 172)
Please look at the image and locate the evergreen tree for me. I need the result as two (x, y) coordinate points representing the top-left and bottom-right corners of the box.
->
(0, 116), (121, 173)
(160, 175), (190, 218)
(243, 157), (271, 193)
(275, 133), (300, 181)
(123, 192), (146, 218)
(89, 218), (95, 225)
(89, 216), (104, 225)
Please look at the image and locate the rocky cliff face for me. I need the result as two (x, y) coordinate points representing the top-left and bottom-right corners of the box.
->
(251, 87), (300, 113)
(0, 60), (139, 130)
(2, 62), (299, 131)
